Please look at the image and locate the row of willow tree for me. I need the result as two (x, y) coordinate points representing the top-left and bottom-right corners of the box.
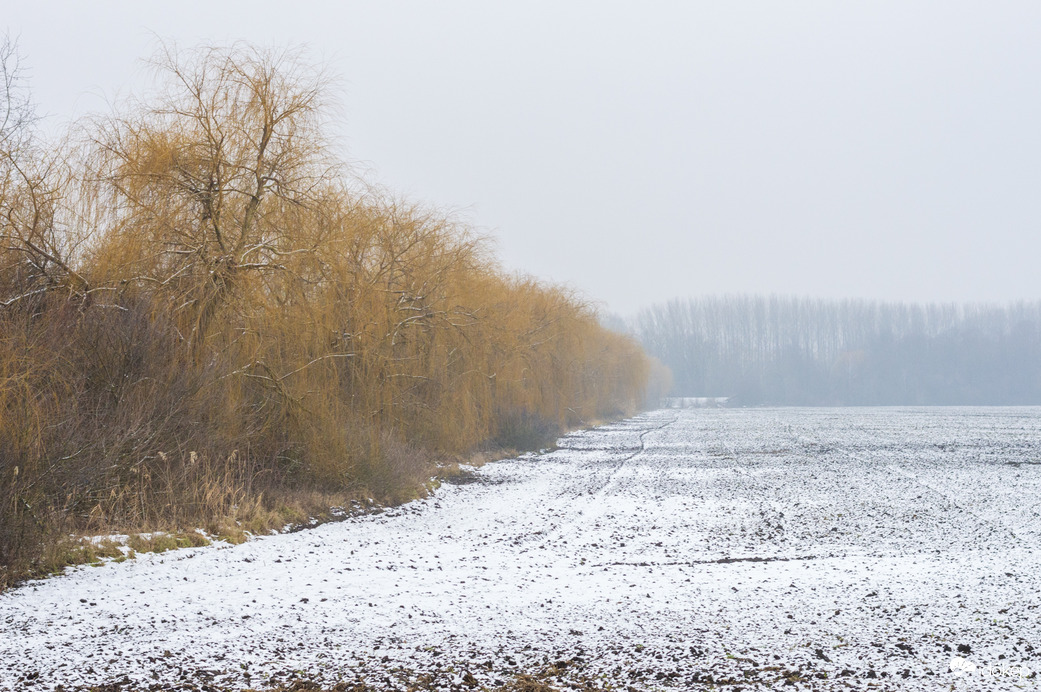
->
(0, 40), (654, 586)
(634, 295), (1041, 405)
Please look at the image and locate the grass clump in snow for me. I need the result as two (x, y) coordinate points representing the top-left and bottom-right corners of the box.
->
(126, 532), (210, 554)
(38, 538), (128, 576)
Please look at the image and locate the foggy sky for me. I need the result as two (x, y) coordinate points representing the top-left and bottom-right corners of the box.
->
(5, 1), (1040, 314)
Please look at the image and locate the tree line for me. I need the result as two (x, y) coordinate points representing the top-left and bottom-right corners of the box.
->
(634, 294), (1041, 405)
(0, 40), (653, 587)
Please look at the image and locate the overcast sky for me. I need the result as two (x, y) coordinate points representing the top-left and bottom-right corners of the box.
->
(5, 1), (1040, 314)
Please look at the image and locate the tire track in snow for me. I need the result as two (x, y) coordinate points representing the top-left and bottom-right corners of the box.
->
(591, 414), (678, 498)
(522, 413), (678, 551)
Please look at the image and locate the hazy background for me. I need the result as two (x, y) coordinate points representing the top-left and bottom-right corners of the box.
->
(5, 1), (1040, 314)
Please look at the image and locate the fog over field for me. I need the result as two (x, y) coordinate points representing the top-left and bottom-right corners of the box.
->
(634, 295), (1041, 404)
(2, 4), (1040, 691)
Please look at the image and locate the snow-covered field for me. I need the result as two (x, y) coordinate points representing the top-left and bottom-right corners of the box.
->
(3, 407), (1040, 690)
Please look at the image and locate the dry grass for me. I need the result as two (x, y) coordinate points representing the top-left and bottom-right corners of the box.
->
(499, 677), (562, 692)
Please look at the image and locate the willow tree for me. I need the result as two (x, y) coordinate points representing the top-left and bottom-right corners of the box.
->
(0, 35), (86, 308)
(88, 43), (336, 357)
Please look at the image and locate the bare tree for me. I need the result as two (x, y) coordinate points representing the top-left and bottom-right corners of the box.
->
(88, 43), (338, 355)
(0, 34), (86, 307)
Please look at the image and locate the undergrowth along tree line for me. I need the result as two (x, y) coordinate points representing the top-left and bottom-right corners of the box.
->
(0, 39), (658, 588)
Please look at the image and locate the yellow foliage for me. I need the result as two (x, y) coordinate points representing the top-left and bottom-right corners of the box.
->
(0, 41), (655, 589)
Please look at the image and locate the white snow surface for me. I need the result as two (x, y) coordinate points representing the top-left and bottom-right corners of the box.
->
(2, 407), (1041, 690)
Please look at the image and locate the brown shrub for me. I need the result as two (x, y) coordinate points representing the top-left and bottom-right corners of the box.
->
(0, 40), (657, 589)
